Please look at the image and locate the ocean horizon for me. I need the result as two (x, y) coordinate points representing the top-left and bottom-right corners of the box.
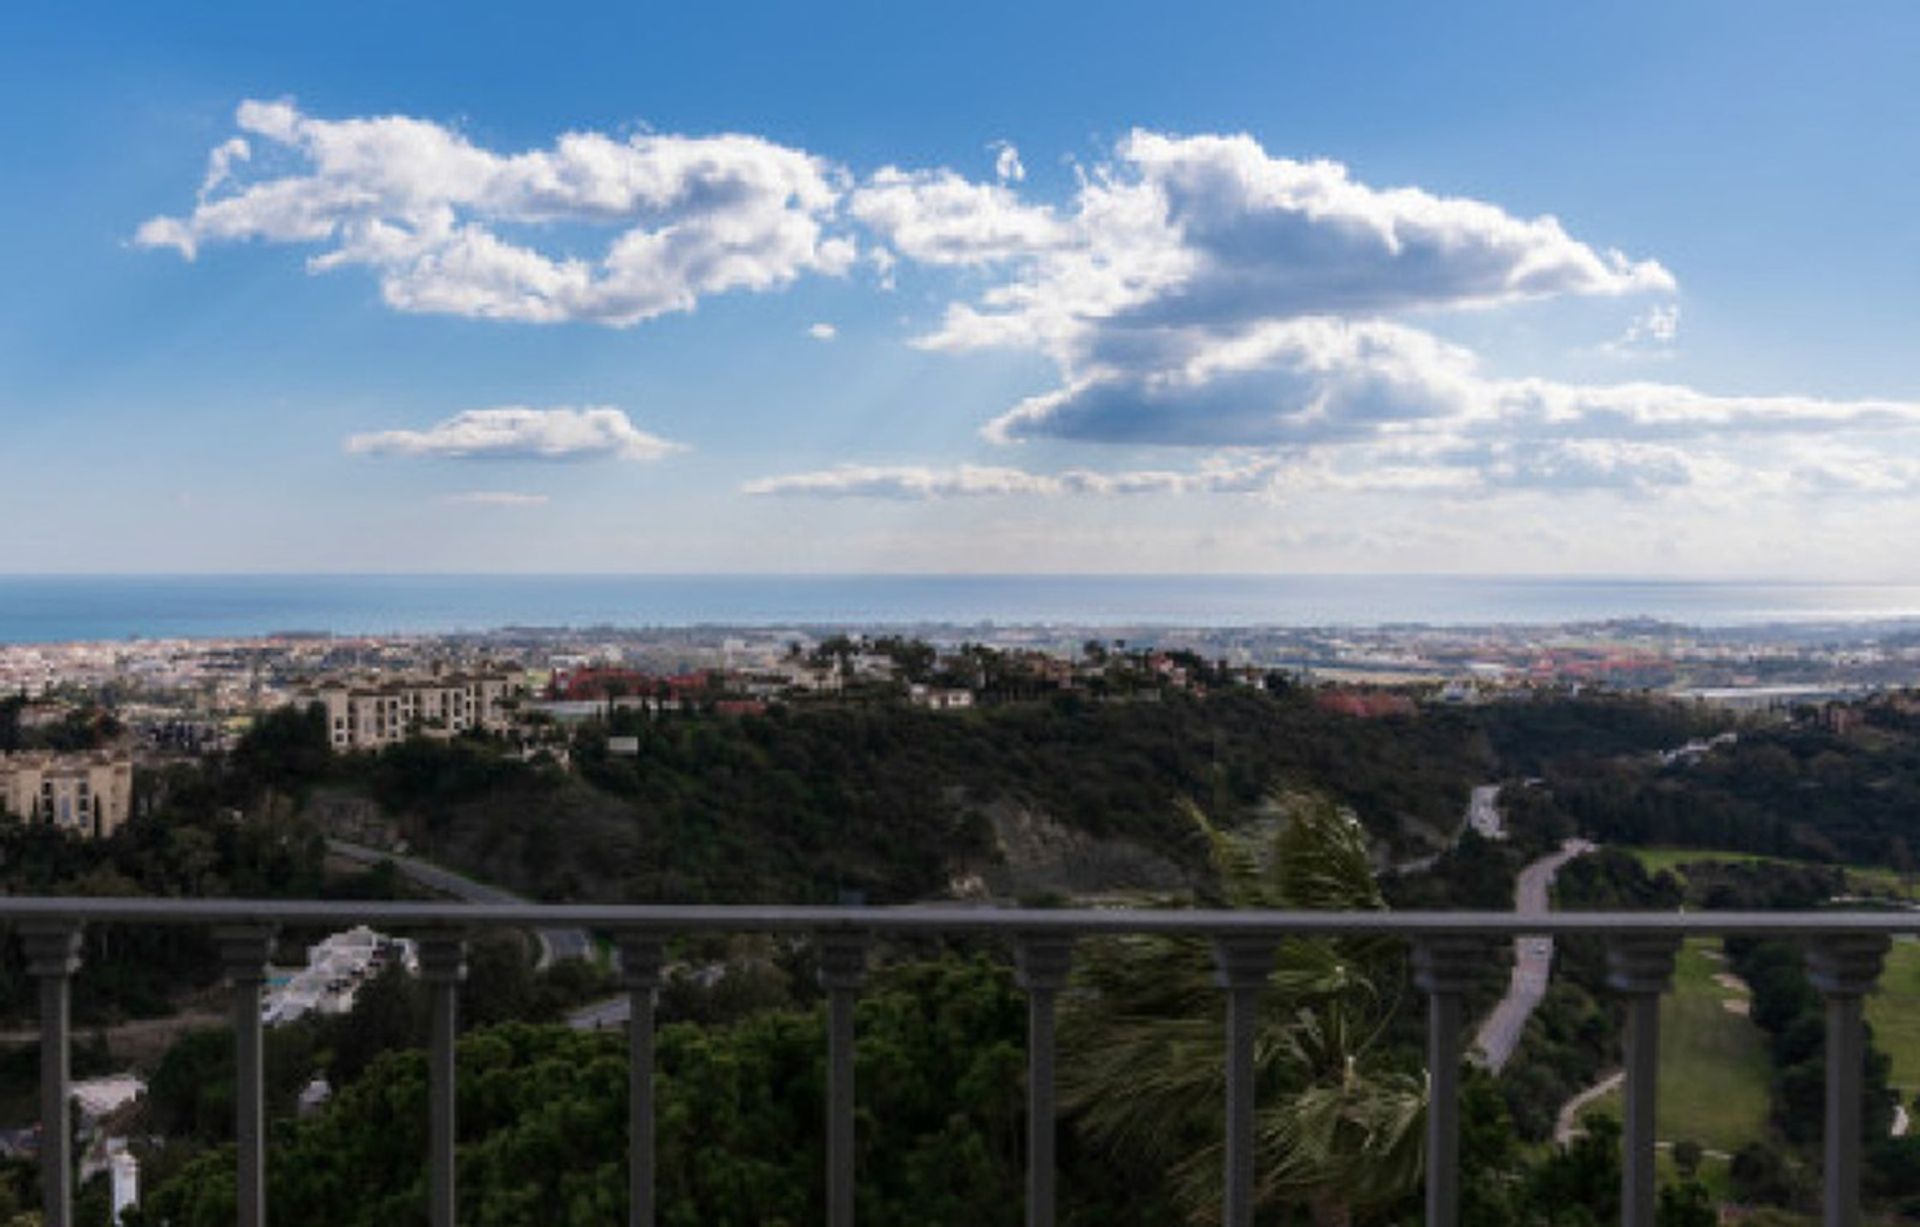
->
(6, 574), (1920, 644)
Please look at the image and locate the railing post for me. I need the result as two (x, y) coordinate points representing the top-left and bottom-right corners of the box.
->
(1413, 936), (1487, 1227)
(417, 933), (467, 1227)
(1606, 935), (1678, 1227)
(215, 926), (277, 1227)
(1212, 936), (1274, 1227)
(19, 921), (82, 1227)
(617, 933), (666, 1227)
(817, 933), (869, 1227)
(1808, 933), (1890, 1227)
(1015, 935), (1074, 1227)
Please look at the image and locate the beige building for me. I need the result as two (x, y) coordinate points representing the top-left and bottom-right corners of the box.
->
(0, 750), (135, 838)
(306, 669), (522, 752)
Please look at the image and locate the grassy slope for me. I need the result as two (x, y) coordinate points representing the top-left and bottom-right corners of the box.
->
(1868, 937), (1920, 1100)
(1580, 938), (1772, 1153)
(1658, 939), (1773, 1151)
(1623, 846), (1912, 898)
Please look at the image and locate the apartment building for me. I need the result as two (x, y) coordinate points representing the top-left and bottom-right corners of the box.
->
(0, 750), (135, 838)
(306, 669), (522, 751)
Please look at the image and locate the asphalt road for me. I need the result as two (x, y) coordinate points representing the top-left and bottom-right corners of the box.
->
(567, 996), (631, 1031)
(1472, 835), (1595, 1072)
(326, 839), (593, 968)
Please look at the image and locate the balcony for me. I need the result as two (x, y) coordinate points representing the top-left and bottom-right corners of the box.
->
(1, 898), (1906, 1227)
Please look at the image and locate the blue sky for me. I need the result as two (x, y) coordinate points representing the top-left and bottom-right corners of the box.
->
(3, 1), (1918, 576)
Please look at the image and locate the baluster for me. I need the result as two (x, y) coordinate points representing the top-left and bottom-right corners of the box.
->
(1606, 935), (1679, 1227)
(1413, 936), (1487, 1227)
(617, 933), (665, 1227)
(1807, 933), (1890, 1227)
(1212, 937), (1275, 1227)
(417, 933), (467, 1227)
(818, 933), (869, 1227)
(1014, 935), (1074, 1227)
(19, 921), (82, 1227)
(215, 926), (277, 1227)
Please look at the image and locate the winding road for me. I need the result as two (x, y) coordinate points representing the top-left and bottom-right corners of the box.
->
(327, 839), (592, 968)
(1467, 786), (1594, 1072)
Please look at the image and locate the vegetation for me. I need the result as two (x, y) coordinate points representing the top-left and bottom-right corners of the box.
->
(1656, 941), (1772, 1152)
(25, 681), (1920, 1222)
(131, 958), (1155, 1227)
(1865, 939), (1920, 1101)
(1061, 795), (1424, 1226)
(1544, 714), (1920, 870)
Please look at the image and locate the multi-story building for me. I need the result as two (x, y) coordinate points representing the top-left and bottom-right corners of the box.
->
(306, 669), (522, 752)
(0, 750), (135, 838)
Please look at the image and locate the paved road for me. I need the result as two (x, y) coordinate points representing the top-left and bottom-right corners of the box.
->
(1472, 835), (1595, 1072)
(1386, 783), (1507, 877)
(327, 839), (592, 968)
(568, 996), (631, 1031)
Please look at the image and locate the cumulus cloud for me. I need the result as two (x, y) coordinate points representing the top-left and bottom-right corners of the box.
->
(141, 112), (1920, 511)
(985, 316), (1920, 448)
(346, 406), (682, 461)
(442, 491), (551, 506)
(849, 166), (1069, 266)
(136, 99), (854, 325)
(912, 129), (1673, 358)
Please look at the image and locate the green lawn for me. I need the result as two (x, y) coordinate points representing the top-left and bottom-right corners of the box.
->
(1625, 846), (1912, 899)
(1868, 937), (1920, 1099)
(1658, 939), (1774, 1150)
(1577, 938), (1773, 1153)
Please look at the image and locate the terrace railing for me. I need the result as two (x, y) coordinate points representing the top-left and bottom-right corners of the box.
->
(1, 900), (1905, 1227)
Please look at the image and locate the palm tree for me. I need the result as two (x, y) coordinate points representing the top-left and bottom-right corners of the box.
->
(1060, 791), (1425, 1226)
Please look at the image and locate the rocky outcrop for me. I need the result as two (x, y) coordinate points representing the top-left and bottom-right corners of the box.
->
(954, 798), (1194, 899)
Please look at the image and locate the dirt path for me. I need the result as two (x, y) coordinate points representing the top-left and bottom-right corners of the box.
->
(0, 1010), (227, 1066)
(1554, 1070), (1623, 1144)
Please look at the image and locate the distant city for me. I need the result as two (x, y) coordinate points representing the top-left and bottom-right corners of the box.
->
(8, 615), (1918, 759)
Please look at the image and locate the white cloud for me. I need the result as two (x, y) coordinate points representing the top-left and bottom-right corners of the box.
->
(849, 166), (1070, 267)
(137, 99), (854, 325)
(911, 129), (1673, 359)
(346, 406), (682, 461)
(985, 316), (1920, 449)
(442, 491), (551, 506)
(1631, 303), (1681, 344)
(991, 140), (1026, 183)
(1600, 303), (1681, 358)
(141, 114), (1920, 521)
(743, 458), (1281, 499)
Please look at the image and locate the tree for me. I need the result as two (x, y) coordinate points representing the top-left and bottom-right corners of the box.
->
(1670, 1138), (1703, 1181)
(1059, 792), (1424, 1227)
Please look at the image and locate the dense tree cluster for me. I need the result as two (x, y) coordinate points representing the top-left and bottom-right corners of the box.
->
(1545, 718), (1920, 869)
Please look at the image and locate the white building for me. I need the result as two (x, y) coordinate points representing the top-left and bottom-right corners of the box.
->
(305, 669), (521, 752)
(262, 926), (418, 1026)
(0, 750), (134, 838)
(908, 685), (975, 711)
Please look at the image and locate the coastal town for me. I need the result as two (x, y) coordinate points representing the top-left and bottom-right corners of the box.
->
(6, 617), (1915, 853)
(5, 616), (1917, 743)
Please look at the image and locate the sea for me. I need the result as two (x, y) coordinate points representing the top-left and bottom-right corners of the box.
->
(5, 574), (1920, 644)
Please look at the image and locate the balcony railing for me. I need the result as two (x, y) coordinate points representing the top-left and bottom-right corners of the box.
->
(1, 899), (1907, 1227)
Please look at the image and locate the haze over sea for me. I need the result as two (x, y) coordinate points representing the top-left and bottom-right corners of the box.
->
(6, 575), (1920, 644)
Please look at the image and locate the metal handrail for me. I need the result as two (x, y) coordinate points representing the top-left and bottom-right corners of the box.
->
(3, 900), (1901, 1227)
(4, 896), (1920, 934)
